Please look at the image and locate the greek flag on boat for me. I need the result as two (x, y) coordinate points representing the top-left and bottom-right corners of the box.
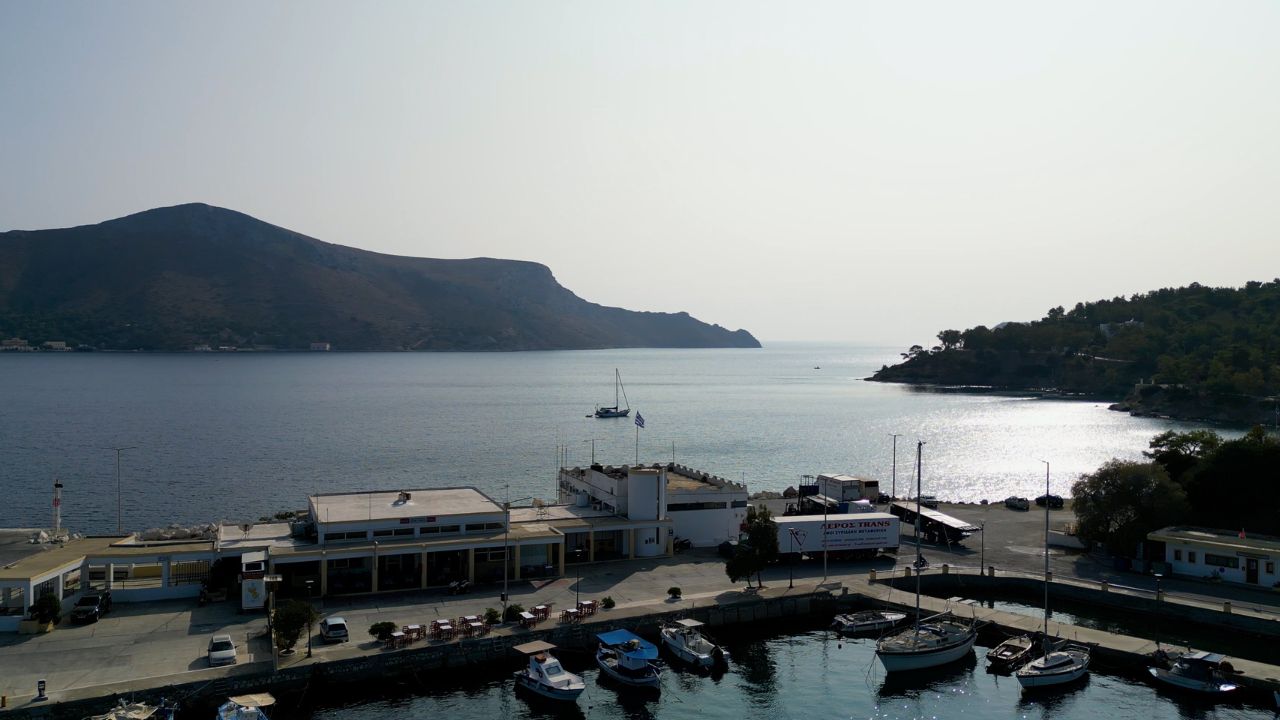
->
(635, 412), (645, 428)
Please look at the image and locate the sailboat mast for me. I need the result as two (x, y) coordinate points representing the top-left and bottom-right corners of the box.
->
(914, 440), (924, 638)
(615, 368), (620, 408)
(1042, 460), (1050, 637)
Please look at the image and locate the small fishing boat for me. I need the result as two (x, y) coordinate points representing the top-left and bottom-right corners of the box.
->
(1016, 642), (1091, 688)
(659, 618), (729, 670)
(986, 634), (1036, 671)
(216, 694), (274, 720)
(86, 699), (176, 720)
(831, 610), (907, 635)
(593, 369), (631, 418)
(596, 629), (662, 688)
(512, 641), (586, 702)
(1148, 651), (1240, 695)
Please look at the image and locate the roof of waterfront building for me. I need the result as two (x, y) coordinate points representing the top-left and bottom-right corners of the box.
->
(310, 487), (503, 524)
(0, 535), (122, 581)
(560, 463), (746, 493)
(1148, 526), (1280, 554)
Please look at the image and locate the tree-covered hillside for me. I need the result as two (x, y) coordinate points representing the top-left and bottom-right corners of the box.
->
(871, 281), (1280, 423)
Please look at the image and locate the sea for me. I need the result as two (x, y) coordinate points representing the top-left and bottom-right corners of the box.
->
(0, 343), (1227, 534)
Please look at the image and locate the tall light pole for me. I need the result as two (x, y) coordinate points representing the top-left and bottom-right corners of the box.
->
(501, 484), (532, 618)
(787, 527), (796, 589)
(582, 438), (603, 465)
(304, 579), (315, 658)
(889, 434), (901, 501)
(106, 446), (137, 533)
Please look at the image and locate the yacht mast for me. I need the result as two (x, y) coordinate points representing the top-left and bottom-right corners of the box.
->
(1042, 460), (1050, 638)
(914, 440), (924, 639)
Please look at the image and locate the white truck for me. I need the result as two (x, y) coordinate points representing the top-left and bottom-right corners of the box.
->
(775, 512), (900, 560)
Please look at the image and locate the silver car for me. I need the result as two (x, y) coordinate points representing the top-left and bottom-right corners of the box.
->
(208, 634), (237, 666)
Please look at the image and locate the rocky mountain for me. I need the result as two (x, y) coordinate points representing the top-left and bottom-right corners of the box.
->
(0, 204), (760, 351)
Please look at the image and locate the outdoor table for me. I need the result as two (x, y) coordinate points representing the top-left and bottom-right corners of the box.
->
(532, 604), (549, 620)
(519, 611), (537, 628)
(577, 600), (596, 616)
(437, 623), (454, 640)
(561, 608), (580, 623)
(461, 614), (480, 624)
(388, 631), (406, 649)
(469, 621), (486, 635)
(405, 624), (424, 640)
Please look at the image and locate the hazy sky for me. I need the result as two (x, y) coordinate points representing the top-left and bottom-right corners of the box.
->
(3, 2), (1278, 345)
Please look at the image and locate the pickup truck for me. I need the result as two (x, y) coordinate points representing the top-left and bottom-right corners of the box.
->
(70, 590), (113, 623)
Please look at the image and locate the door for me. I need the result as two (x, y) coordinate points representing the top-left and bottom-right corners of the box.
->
(1246, 558), (1259, 584)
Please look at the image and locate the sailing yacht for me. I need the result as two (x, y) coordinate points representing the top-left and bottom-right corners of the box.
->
(1015, 461), (1091, 689)
(594, 369), (631, 418)
(876, 441), (977, 673)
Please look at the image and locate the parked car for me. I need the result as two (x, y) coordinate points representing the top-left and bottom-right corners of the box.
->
(70, 590), (113, 623)
(918, 495), (939, 509)
(1004, 496), (1030, 511)
(208, 634), (238, 666)
(319, 616), (349, 643)
(1035, 494), (1065, 509)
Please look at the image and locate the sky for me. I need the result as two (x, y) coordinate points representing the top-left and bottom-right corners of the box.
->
(2, 2), (1278, 346)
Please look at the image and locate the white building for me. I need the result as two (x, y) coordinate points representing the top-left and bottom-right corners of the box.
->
(557, 463), (748, 548)
(1149, 526), (1280, 588)
(816, 473), (881, 502)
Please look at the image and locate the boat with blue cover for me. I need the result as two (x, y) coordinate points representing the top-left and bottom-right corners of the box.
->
(596, 629), (662, 688)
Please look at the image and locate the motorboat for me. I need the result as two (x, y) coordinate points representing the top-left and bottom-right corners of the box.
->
(596, 629), (662, 688)
(832, 610), (907, 635)
(1016, 642), (1090, 688)
(1148, 651), (1240, 695)
(216, 694), (274, 720)
(659, 618), (728, 670)
(593, 369), (631, 418)
(512, 641), (586, 702)
(875, 442), (977, 673)
(86, 699), (176, 720)
(1014, 461), (1090, 690)
(986, 634), (1036, 671)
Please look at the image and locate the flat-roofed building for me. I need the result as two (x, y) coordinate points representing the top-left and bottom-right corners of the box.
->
(1148, 526), (1280, 588)
(558, 462), (747, 548)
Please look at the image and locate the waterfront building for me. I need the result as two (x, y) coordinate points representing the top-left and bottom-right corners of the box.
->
(1148, 526), (1280, 588)
(557, 463), (748, 548)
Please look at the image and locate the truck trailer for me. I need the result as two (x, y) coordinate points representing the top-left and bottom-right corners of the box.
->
(775, 512), (900, 560)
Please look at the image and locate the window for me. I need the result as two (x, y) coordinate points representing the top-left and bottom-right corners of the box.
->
(1188, 551), (1196, 564)
(731, 500), (748, 508)
(1267, 561), (1275, 575)
(667, 501), (728, 512)
(324, 531), (367, 542)
(1204, 554), (1239, 569)
(1173, 549), (1182, 561)
(465, 522), (504, 534)
(372, 528), (414, 538)
(421, 525), (461, 535)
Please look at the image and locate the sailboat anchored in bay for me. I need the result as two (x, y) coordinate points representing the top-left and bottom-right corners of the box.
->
(592, 369), (631, 419)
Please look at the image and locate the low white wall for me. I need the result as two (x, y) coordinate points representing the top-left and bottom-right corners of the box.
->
(671, 509), (744, 547)
(110, 585), (201, 603)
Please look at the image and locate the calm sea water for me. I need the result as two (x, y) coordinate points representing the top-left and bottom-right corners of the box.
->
(302, 626), (1274, 720)
(0, 344), (1222, 534)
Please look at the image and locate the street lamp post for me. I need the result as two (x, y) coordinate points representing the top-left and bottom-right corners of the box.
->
(1154, 572), (1163, 601)
(980, 521), (986, 577)
(889, 434), (901, 501)
(305, 579), (315, 658)
(501, 485), (533, 618)
(106, 446), (137, 533)
(787, 527), (795, 589)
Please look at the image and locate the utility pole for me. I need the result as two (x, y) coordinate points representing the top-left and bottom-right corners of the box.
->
(106, 446), (137, 534)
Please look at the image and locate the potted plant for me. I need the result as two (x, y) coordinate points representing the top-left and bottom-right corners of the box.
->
(667, 586), (682, 601)
(484, 607), (502, 625)
(503, 604), (525, 623)
(600, 596), (616, 609)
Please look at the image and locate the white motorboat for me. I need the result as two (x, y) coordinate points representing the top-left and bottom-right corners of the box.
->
(86, 699), (176, 720)
(596, 629), (662, 688)
(875, 442), (977, 673)
(1148, 651), (1240, 695)
(832, 610), (907, 635)
(512, 641), (586, 702)
(659, 618), (728, 670)
(216, 694), (274, 720)
(1014, 461), (1090, 690)
(1016, 642), (1090, 688)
